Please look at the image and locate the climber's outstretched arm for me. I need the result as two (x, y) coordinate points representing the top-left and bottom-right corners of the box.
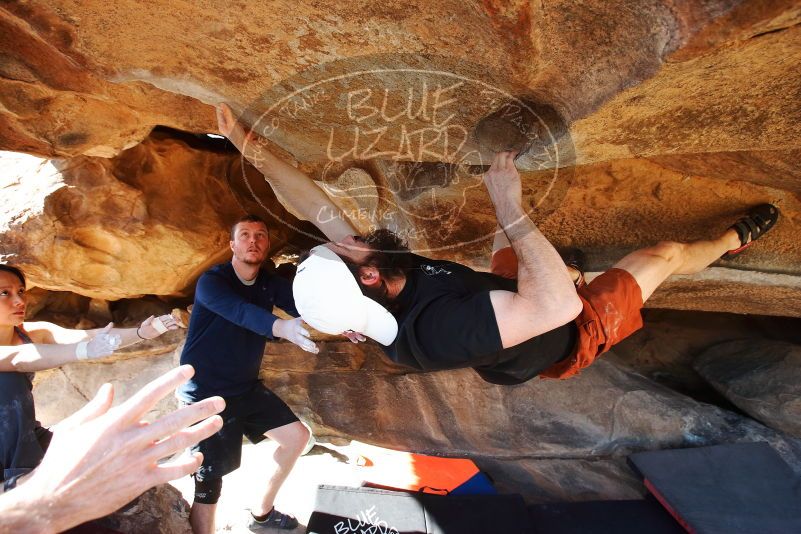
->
(216, 103), (358, 242)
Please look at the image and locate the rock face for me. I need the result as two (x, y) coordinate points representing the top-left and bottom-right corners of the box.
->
(2, 1), (799, 162)
(694, 340), (801, 438)
(33, 330), (184, 426)
(0, 4), (214, 158)
(604, 309), (801, 398)
(0, 132), (287, 300)
(261, 340), (801, 500)
(1, 1), (799, 313)
(93, 485), (192, 534)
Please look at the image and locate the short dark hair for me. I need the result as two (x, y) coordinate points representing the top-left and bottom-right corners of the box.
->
(0, 264), (26, 288)
(230, 214), (268, 240)
(351, 229), (412, 308)
(315, 229), (412, 277)
(360, 229), (412, 276)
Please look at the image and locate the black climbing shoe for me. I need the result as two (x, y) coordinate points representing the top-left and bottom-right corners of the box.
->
(722, 203), (780, 259)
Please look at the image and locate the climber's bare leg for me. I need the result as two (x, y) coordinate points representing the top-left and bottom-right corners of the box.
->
(613, 229), (740, 302)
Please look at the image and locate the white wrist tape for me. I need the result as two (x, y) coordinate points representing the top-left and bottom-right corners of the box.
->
(151, 316), (169, 334)
(76, 341), (89, 360)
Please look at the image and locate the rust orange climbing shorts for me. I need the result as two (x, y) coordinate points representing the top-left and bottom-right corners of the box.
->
(490, 246), (644, 380)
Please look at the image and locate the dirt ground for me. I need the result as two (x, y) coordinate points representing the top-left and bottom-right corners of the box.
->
(171, 441), (368, 533)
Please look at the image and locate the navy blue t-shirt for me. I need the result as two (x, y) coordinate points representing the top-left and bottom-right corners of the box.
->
(177, 263), (298, 402)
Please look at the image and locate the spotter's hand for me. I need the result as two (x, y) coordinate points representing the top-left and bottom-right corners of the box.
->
(343, 330), (367, 344)
(272, 318), (319, 354)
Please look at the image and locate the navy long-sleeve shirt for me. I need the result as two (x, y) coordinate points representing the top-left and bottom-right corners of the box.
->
(177, 262), (298, 402)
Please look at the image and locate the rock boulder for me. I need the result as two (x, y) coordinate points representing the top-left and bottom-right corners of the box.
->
(2, 133), (258, 300)
(260, 340), (801, 500)
(694, 339), (801, 438)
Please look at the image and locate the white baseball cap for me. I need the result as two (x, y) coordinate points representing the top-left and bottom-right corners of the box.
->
(293, 245), (398, 346)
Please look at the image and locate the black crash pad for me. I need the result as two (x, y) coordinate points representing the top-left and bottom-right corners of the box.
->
(629, 442), (801, 534)
(306, 485), (533, 534)
(527, 499), (684, 534)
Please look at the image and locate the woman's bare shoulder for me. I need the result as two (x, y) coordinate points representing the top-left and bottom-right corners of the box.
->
(19, 321), (59, 344)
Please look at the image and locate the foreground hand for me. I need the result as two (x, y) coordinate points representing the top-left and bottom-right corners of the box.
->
(14, 365), (224, 533)
(85, 323), (122, 359)
(343, 330), (367, 344)
(272, 318), (319, 354)
(483, 151), (522, 207)
(138, 314), (180, 340)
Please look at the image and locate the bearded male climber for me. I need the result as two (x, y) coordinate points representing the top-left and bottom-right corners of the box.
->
(217, 102), (780, 384)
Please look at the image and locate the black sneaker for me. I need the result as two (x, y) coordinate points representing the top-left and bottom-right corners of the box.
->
(247, 508), (299, 531)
